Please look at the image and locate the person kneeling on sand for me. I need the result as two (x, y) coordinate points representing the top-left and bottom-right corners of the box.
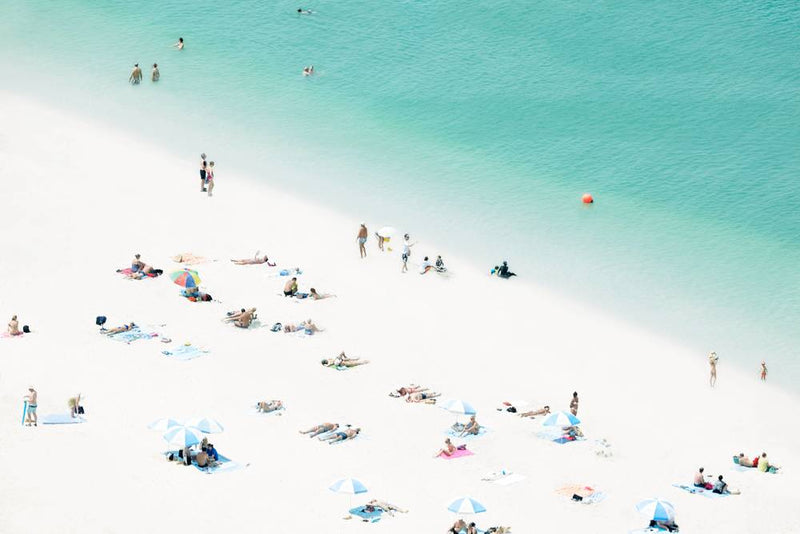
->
(300, 422), (338, 437)
(283, 277), (298, 297)
(319, 427), (360, 444)
(460, 415), (481, 436)
(517, 405), (550, 418)
(322, 352), (369, 368)
(257, 400), (283, 413)
(405, 391), (440, 403)
(8, 315), (22, 336)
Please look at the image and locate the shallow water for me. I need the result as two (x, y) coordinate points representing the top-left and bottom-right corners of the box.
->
(2, 1), (799, 387)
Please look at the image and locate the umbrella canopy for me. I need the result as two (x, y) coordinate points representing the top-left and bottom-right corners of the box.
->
(542, 411), (580, 427)
(329, 478), (368, 495)
(447, 496), (487, 515)
(377, 226), (397, 238)
(162, 425), (204, 448)
(440, 399), (477, 416)
(147, 418), (182, 431)
(184, 417), (224, 434)
(636, 498), (675, 522)
(170, 269), (201, 288)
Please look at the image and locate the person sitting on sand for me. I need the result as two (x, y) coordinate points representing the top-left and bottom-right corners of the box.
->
(131, 254), (146, 272)
(466, 523), (478, 534)
(448, 519), (467, 534)
(390, 385), (427, 398)
(8, 315), (22, 336)
(713, 474), (740, 495)
(319, 427), (360, 444)
(562, 425), (584, 439)
(195, 450), (209, 468)
(205, 443), (219, 463)
(420, 256), (434, 274)
(321, 352), (369, 368)
(103, 322), (136, 335)
(758, 452), (779, 473)
(649, 518), (678, 532)
(736, 453), (755, 467)
(284, 277), (298, 297)
(367, 500), (408, 515)
(285, 319), (323, 334)
(693, 467), (710, 488)
(257, 400), (283, 413)
(496, 260), (516, 278)
(406, 391), (440, 403)
(517, 405), (550, 418)
(435, 438), (459, 457)
(300, 422), (338, 437)
(460, 415), (481, 436)
(231, 254), (274, 266)
(68, 394), (82, 418)
(225, 308), (257, 328)
(309, 288), (335, 300)
(435, 255), (447, 272)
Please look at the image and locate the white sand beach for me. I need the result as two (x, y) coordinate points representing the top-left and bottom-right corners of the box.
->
(1, 92), (798, 533)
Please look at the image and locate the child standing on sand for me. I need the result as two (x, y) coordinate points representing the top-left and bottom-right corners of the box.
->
(760, 361), (767, 381)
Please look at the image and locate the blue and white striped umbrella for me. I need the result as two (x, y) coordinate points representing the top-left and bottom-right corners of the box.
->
(147, 418), (182, 431)
(542, 411), (580, 427)
(184, 417), (224, 434)
(636, 498), (675, 522)
(440, 399), (477, 416)
(329, 478), (368, 495)
(162, 425), (205, 448)
(447, 496), (487, 515)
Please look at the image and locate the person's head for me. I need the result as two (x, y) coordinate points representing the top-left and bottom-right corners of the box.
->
(28, 387), (34, 392)
(424, 256), (429, 261)
(134, 63), (139, 67)
(310, 288), (317, 294)
(201, 153), (206, 160)
(292, 277), (297, 281)
(404, 233), (410, 240)
(718, 475), (723, 481)
(544, 405), (550, 410)
(179, 37), (183, 43)
(762, 452), (767, 458)
(469, 523), (476, 528)
(11, 315), (17, 320)
(503, 260), (508, 266)
(209, 161), (214, 168)
(738, 453), (744, 458)
(445, 438), (451, 444)
(321, 359), (328, 365)
(437, 255), (442, 259)
(135, 253), (140, 259)
(153, 63), (157, 68)
(470, 415), (475, 421)
(573, 391), (578, 397)
(699, 467), (704, 473)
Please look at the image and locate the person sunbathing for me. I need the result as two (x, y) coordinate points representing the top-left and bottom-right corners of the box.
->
(390, 385), (427, 397)
(448, 519), (467, 533)
(460, 415), (481, 436)
(406, 391), (440, 403)
(319, 427), (360, 444)
(434, 438), (458, 457)
(712, 474), (740, 495)
(104, 322), (136, 335)
(8, 315), (22, 336)
(285, 319), (323, 334)
(231, 254), (274, 266)
(321, 353), (369, 368)
(256, 400), (283, 413)
(562, 425), (584, 438)
(758, 452), (779, 473)
(225, 308), (257, 328)
(300, 422), (339, 437)
(195, 450), (209, 468)
(172, 252), (207, 265)
(517, 405), (550, 418)
(309, 288), (335, 300)
(367, 499), (407, 515)
(649, 519), (678, 532)
(486, 528), (512, 534)
(736, 453), (756, 467)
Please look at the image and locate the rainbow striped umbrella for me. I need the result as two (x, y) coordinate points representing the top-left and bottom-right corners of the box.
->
(170, 269), (201, 288)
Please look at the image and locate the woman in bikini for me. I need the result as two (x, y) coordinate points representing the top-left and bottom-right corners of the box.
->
(517, 405), (550, 418)
(257, 400), (283, 413)
(406, 391), (440, 403)
(389, 385), (427, 397)
(434, 438), (457, 457)
(309, 288), (335, 300)
(104, 322), (136, 335)
(230, 254), (273, 265)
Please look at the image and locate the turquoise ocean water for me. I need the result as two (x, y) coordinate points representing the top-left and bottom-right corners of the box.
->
(2, 1), (799, 387)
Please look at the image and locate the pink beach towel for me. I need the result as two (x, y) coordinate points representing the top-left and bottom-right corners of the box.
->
(117, 268), (157, 278)
(439, 449), (474, 460)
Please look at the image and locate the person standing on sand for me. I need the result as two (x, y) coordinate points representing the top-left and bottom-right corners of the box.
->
(129, 64), (142, 84)
(24, 387), (38, 426)
(570, 391), (579, 416)
(760, 361), (767, 381)
(206, 161), (215, 196)
(708, 351), (718, 387)
(357, 223), (368, 258)
(151, 63), (160, 82)
(199, 153), (207, 192)
(401, 234), (415, 273)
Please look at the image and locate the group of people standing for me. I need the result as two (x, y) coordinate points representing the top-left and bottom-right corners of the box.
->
(199, 153), (216, 196)
(356, 224), (447, 274)
(128, 37), (183, 85)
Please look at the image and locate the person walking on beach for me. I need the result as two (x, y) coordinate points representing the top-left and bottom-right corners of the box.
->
(357, 223), (368, 258)
(199, 153), (207, 192)
(24, 387), (38, 427)
(401, 234), (415, 273)
(708, 351), (719, 387)
(151, 63), (160, 82)
(760, 361), (767, 381)
(129, 64), (142, 84)
(570, 391), (579, 416)
(206, 161), (215, 196)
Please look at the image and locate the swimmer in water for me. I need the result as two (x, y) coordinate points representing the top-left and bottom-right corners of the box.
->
(297, 8), (313, 15)
(173, 37), (184, 50)
(151, 63), (160, 82)
(303, 65), (314, 76)
(129, 64), (142, 85)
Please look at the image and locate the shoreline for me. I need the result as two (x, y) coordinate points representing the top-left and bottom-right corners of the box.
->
(1, 91), (798, 533)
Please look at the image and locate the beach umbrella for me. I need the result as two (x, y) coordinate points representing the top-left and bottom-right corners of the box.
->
(447, 496), (487, 515)
(636, 498), (675, 522)
(376, 226), (397, 238)
(184, 416), (224, 434)
(162, 425), (204, 448)
(147, 417), (182, 431)
(329, 478), (368, 495)
(440, 399), (477, 416)
(542, 411), (580, 427)
(170, 269), (201, 288)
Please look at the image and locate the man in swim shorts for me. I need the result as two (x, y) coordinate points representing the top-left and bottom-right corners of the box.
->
(199, 154), (207, 192)
(357, 223), (368, 258)
(129, 64), (142, 84)
(24, 387), (38, 426)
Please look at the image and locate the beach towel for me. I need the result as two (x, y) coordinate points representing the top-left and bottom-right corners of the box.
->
(106, 327), (158, 344)
(537, 429), (585, 444)
(629, 529), (668, 534)
(493, 473), (526, 487)
(446, 426), (489, 440)
(349, 506), (383, 523)
(41, 414), (86, 425)
(438, 448), (473, 460)
(672, 483), (728, 498)
(162, 345), (207, 361)
(1, 332), (24, 339)
(193, 454), (245, 474)
(117, 268), (157, 279)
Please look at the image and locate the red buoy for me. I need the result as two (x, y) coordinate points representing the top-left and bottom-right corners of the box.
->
(582, 193), (594, 204)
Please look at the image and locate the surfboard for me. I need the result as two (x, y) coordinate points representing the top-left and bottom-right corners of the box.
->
(21, 400), (28, 426)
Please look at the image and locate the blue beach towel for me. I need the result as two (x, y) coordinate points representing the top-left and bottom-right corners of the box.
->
(672, 483), (728, 498)
(41, 414), (86, 425)
(162, 345), (207, 361)
(446, 426), (489, 441)
(107, 327), (158, 344)
(193, 454), (244, 474)
(349, 506), (383, 523)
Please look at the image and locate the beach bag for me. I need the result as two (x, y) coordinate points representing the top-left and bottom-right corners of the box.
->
(22, 325), (30, 333)
(78, 406), (85, 415)
(571, 494), (583, 502)
(271, 322), (282, 332)
(96, 316), (107, 326)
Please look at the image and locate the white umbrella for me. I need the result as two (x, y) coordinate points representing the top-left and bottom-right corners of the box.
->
(636, 498), (675, 522)
(162, 425), (204, 448)
(184, 416), (224, 434)
(147, 418), (182, 431)
(440, 399), (476, 415)
(447, 496), (487, 515)
(377, 226), (397, 238)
